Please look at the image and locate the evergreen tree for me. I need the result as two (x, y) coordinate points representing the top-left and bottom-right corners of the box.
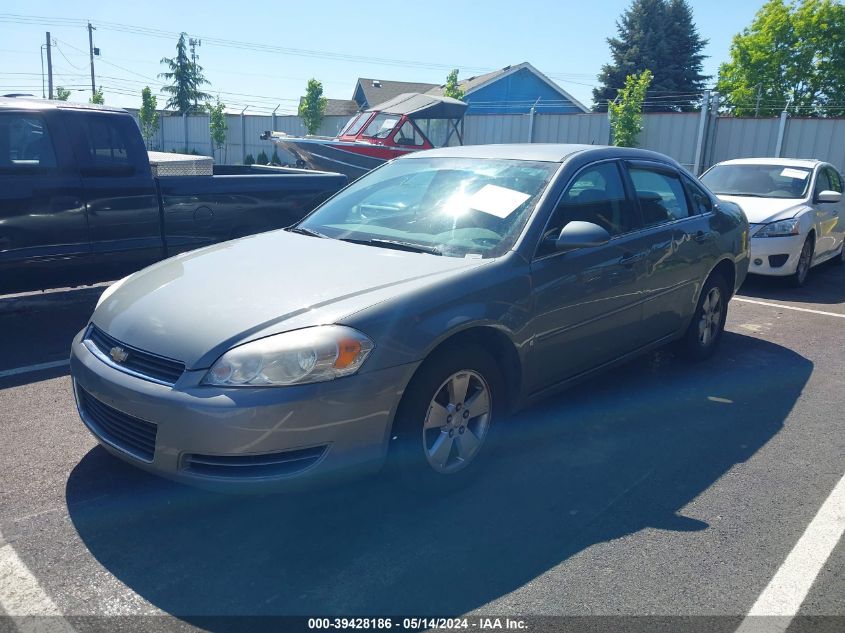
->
(593, 0), (708, 112)
(159, 33), (211, 114)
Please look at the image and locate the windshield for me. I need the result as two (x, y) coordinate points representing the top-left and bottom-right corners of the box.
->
(297, 157), (559, 258)
(362, 114), (401, 139)
(701, 164), (812, 199)
(340, 112), (371, 137)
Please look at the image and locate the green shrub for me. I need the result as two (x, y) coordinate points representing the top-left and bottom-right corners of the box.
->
(244, 153), (255, 165)
(270, 150), (282, 166)
(256, 150), (269, 165)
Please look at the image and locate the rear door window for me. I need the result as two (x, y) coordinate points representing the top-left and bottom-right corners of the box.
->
(77, 115), (139, 176)
(682, 175), (713, 215)
(0, 113), (58, 172)
(628, 166), (691, 226)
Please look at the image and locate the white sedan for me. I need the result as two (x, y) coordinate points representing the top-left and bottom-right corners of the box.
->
(701, 158), (845, 286)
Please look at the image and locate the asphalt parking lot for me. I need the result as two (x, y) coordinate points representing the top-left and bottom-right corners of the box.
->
(0, 265), (843, 632)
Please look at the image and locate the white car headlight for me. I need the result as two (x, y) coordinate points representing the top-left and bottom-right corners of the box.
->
(202, 325), (374, 387)
(754, 218), (800, 238)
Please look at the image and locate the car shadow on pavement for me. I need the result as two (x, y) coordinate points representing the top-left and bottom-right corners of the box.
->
(738, 260), (845, 305)
(65, 332), (811, 623)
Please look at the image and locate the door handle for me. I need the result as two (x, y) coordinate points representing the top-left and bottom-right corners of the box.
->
(619, 252), (645, 267)
(692, 230), (712, 244)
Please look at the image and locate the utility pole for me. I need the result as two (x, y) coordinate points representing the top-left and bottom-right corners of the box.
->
(87, 22), (97, 99)
(189, 37), (201, 111)
(45, 32), (53, 100)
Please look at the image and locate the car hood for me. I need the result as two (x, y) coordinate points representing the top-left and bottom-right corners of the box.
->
(716, 195), (808, 224)
(92, 230), (490, 369)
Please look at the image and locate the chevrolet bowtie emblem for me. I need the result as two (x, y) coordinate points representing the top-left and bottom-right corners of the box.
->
(109, 346), (129, 363)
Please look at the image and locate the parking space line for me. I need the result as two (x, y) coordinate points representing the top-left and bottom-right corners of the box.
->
(0, 360), (69, 379)
(735, 472), (845, 633)
(0, 534), (75, 631)
(733, 297), (845, 319)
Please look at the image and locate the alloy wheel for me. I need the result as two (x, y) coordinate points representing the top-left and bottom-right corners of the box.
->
(422, 370), (492, 474)
(698, 286), (723, 348)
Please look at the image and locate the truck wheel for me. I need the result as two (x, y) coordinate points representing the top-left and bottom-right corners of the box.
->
(388, 344), (504, 490)
(681, 273), (729, 361)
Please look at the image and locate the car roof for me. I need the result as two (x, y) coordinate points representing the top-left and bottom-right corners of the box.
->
(713, 157), (823, 169)
(402, 143), (675, 164)
(0, 96), (126, 114)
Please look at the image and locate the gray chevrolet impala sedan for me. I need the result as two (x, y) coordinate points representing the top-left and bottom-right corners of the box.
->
(70, 144), (749, 490)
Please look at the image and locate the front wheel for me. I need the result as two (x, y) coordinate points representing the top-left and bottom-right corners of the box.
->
(681, 273), (729, 361)
(388, 344), (504, 488)
(791, 235), (814, 286)
(833, 240), (845, 266)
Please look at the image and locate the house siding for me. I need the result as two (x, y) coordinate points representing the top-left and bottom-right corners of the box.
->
(465, 68), (582, 115)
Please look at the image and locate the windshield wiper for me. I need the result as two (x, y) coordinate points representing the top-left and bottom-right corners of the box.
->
(339, 237), (442, 256)
(286, 226), (327, 238)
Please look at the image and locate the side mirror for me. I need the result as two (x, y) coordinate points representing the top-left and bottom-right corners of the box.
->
(816, 190), (842, 204)
(555, 221), (612, 251)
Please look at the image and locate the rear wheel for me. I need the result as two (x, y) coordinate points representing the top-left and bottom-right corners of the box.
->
(681, 273), (729, 361)
(791, 235), (814, 286)
(388, 344), (504, 489)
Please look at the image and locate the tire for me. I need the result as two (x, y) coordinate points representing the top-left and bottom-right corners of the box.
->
(681, 272), (729, 361)
(790, 234), (815, 287)
(833, 240), (845, 266)
(388, 344), (505, 489)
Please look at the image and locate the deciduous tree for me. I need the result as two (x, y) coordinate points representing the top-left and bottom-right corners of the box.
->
(609, 70), (653, 147)
(444, 69), (465, 100)
(207, 96), (227, 163)
(139, 87), (159, 149)
(298, 79), (327, 135)
(717, 0), (845, 117)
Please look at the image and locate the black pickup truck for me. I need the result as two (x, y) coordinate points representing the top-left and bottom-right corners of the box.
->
(0, 98), (347, 294)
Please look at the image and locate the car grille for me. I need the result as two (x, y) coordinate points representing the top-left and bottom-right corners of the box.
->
(183, 446), (327, 479)
(77, 386), (158, 461)
(86, 325), (185, 385)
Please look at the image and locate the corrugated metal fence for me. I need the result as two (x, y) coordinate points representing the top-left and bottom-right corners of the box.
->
(130, 109), (845, 174)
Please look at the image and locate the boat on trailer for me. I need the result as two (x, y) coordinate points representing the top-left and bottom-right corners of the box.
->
(260, 93), (467, 181)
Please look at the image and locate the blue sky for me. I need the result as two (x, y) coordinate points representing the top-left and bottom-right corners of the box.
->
(1, 0), (761, 113)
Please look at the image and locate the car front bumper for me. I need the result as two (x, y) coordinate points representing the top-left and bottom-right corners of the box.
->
(748, 232), (806, 276)
(70, 329), (419, 492)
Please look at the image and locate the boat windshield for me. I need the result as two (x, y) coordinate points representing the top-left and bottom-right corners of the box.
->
(340, 113), (371, 137)
(296, 157), (559, 258)
(361, 114), (402, 139)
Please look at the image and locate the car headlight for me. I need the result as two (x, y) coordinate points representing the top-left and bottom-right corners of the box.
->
(754, 218), (800, 238)
(202, 325), (374, 387)
(95, 275), (131, 309)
